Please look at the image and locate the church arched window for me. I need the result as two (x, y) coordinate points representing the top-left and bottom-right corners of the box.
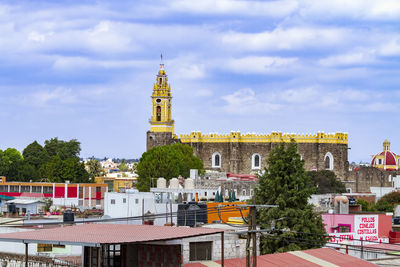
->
(252, 153), (261, 169)
(324, 152), (334, 170)
(156, 106), (161, 121)
(212, 152), (221, 168)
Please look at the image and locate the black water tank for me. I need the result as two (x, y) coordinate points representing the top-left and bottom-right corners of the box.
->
(177, 202), (207, 227)
(63, 210), (75, 223)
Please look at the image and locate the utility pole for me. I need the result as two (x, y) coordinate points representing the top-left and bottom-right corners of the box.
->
(251, 205), (257, 267)
(239, 203), (278, 267)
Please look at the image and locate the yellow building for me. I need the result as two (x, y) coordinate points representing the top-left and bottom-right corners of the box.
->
(146, 64), (349, 179)
(94, 177), (136, 192)
(149, 64), (175, 134)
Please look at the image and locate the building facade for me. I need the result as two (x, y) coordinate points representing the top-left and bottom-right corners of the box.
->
(0, 177), (107, 209)
(146, 64), (349, 179)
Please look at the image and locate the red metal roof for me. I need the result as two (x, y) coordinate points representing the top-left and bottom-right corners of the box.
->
(185, 248), (376, 267)
(0, 224), (224, 247)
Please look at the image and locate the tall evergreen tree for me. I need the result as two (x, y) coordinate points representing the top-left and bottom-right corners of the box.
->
(255, 141), (327, 254)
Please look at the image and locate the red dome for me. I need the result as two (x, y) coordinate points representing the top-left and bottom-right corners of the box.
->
(371, 151), (397, 166)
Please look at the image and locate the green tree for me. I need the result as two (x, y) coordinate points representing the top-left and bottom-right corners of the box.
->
(255, 141), (327, 254)
(118, 159), (129, 172)
(40, 155), (89, 183)
(0, 148), (24, 180)
(23, 141), (49, 169)
(307, 170), (346, 194)
(373, 191), (400, 212)
(136, 143), (204, 191)
(356, 198), (375, 212)
(44, 138), (81, 160)
(87, 159), (105, 178)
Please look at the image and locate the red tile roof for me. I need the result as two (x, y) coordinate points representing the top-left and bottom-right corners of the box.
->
(0, 223), (224, 247)
(185, 248), (376, 267)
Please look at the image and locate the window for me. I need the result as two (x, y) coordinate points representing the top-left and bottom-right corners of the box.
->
(242, 189), (246, 196)
(212, 152), (221, 168)
(0, 185), (8, 192)
(156, 106), (162, 121)
(324, 152), (334, 170)
(21, 186), (30, 193)
(96, 199), (101, 205)
(204, 192), (207, 196)
(123, 198), (126, 203)
(43, 186), (53, 194)
(111, 199), (115, 204)
(10, 185), (19, 192)
(96, 187), (101, 193)
(378, 159), (382, 165)
(252, 153), (261, 169)
(338, 225), (350, 233)
(102, 244), (121, 267)
(32, 186), (41, 193)
(135, 199), (139, 204)
(190, 242), (212, 261)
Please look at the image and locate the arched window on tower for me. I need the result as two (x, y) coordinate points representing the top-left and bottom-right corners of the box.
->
(324, 152), (334, 171)
(252, 153), (261, 169)
(156, 106), (161, 121)
(212, 152), (221, 168)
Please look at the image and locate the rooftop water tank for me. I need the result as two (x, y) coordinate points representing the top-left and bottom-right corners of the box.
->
(63, 210), (75, 223)
(157, 177), (167, 188)
(169, 178), (179, 189)
(184, 178), (194, 190)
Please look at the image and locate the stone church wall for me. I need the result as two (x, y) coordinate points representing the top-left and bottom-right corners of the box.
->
(347, 167), (400, 192)
(190, 141), (348, 180)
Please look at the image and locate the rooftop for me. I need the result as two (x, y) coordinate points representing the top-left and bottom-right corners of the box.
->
(185, 248), (376, 267)
(0, 223), (224, 247)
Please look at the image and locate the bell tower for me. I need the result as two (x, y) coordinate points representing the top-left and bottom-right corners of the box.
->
(146, 64), (176, 151)
(149, 64), (174, 133)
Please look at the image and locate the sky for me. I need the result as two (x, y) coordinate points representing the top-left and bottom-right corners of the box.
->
(1, 0), (400, 162)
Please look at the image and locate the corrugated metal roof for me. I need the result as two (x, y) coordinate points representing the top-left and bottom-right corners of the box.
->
(184, 248), (376, 267)
(0, 223), (224, 247)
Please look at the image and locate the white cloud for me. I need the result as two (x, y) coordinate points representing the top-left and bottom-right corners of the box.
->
(221, 27), (351, 51)
(301, 0), (400, 21)
(221, 88), (282, 114)
(225, 56), (298, 74)
(28, 88), (77, 107)
(168, 0), (298, 17)
(379, 39), (400, 56)
(319, 51), (376, 67)
(221, 87), (399, 115)
(52, 56), (150, 71)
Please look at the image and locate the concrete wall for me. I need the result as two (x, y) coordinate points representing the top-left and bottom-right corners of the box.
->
(104, 191), (179, 226)
(182, 232), (255, 264)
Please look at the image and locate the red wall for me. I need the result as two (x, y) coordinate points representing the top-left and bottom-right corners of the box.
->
(54, 186), (65, 198)
(67, 186), (77, 198)
(378, 214), (393, 238)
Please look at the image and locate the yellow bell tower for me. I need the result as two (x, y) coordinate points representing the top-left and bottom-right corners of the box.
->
(149, 64), (175, 133)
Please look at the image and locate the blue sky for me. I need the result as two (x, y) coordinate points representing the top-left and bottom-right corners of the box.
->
(1, 0), (400, 162)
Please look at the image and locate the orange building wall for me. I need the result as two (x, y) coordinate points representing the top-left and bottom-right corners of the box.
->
(207, 202), (249, 224)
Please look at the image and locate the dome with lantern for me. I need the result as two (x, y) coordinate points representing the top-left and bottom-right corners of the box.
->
(371, 140), (400, 171)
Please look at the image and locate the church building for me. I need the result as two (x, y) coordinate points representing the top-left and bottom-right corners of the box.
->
(146, 64), (349, 179)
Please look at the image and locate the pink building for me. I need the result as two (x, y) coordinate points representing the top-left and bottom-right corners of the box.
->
(322, 213), (392, 243)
